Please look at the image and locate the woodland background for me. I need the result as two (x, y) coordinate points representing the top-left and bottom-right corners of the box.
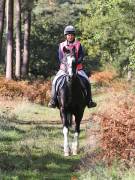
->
(0, 0), (135, 179)
(0, 0), (135, 80)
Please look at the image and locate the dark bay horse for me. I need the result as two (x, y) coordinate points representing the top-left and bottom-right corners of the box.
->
(56, 47), (87, 156)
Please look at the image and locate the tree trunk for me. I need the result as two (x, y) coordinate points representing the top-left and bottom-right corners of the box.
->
(15, 0), (21, 79)
(0, 0), (6, 61)
(21, 10), (31, 78)
(127, 69), (132, 82)
(6, 0), (14, 80)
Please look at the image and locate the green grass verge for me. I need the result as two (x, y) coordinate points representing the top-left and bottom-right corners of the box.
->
(79, 162), (135, 180)
(0, 97), (134, 180)
(0, 106), (86, 180)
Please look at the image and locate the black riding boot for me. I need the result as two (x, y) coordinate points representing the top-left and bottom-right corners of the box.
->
(48, 84), (57, 108)
(85, 80), (97, 108)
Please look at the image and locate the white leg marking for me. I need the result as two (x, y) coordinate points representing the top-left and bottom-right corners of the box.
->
(63, 127), (70, 156)
(72, 132), (79, 155)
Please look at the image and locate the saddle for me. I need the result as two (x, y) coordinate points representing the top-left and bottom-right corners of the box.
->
(55, 74), (67, 93)
(55, 74), (87, 98)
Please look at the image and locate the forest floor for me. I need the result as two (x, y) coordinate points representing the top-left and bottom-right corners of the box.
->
(0, 74), (135, 179)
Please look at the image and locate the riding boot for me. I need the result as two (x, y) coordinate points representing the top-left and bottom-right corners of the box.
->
(85, 80), (97, 108)
(48, 83), (57, 108)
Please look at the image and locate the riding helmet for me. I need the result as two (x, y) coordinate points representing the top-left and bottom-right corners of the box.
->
(64, 25), (75, 35)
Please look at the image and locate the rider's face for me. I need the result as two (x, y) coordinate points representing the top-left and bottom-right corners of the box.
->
(66, 34), (75, 42)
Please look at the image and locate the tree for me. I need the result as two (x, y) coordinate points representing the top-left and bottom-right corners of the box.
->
(6, 0), (14, 80)
(21, 9), (31, 77)
(29, 0), (88, 78)
(78, 0), (135, 75)
(0, 0), (6, 61)
(21, 0), (34, 78)
(15, 0), (21, 79)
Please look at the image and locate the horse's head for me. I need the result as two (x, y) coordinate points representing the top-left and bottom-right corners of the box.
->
(63, 46), (77, 77)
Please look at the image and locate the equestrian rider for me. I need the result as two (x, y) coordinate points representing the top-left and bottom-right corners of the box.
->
(48, 25), (97, 108)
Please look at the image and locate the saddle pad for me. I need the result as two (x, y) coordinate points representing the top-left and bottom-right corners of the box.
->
(55, 74), (67, 93)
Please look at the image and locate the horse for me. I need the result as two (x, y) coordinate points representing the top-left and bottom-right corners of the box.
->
(56, 47), (87, 156)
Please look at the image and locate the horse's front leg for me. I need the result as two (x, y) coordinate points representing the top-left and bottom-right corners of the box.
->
(60, 107), (70, 156)
(63, 126), (70, 156)
(72, 113), (83, 155)
(72, 131), (79, 155)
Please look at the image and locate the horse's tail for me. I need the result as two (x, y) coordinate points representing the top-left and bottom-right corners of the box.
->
(67, 113), (72, 127)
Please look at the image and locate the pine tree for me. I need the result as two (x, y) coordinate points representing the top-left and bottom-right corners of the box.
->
(21, 0), (34, 78)
(21, 9), (31, 77)
(15, 0), (21, 79)
(0, 0), (6, 61)
(6, 0), (14, 80)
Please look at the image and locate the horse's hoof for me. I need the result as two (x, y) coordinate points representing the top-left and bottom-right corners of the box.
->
(72, 150), (78, 156)
(64, 152), (70, 157)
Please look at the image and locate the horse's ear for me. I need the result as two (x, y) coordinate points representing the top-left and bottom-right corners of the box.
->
(71, 46), (76, 56)
(63, 46), (70, 53)
(63, 46), (67, 53)
(72, 46), (75, 51)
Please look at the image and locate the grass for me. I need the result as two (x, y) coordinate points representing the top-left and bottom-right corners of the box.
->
(0, 102), (87, 180)
(0, 87), (135, 179)
(12, 102), (60, 122)
(78, 162), (135, 180)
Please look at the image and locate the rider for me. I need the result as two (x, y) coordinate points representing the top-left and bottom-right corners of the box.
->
(48, 25), (97, 108)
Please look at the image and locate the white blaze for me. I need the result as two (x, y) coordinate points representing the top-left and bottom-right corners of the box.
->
(67, 56), (74, 77)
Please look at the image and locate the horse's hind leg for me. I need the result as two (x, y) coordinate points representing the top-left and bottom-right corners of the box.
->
(63, 126), (70, 156)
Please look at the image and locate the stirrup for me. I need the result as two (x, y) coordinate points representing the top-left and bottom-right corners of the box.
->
(48, 100), (56, 108)
(87, 100), (97, 108)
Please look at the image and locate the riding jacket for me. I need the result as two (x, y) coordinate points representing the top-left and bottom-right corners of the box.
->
(58, 40), (84, 71)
